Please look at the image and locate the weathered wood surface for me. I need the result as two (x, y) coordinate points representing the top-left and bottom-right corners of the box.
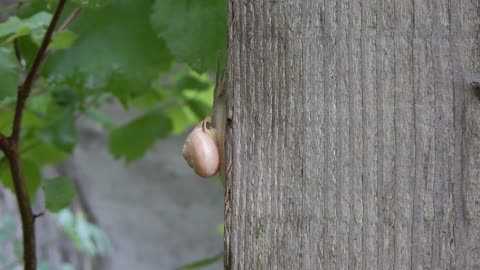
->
(225, 0), (480, 269)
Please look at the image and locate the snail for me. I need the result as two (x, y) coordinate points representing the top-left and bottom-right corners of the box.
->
(182, 116), (220, 177)
(182, 62), (227, 180)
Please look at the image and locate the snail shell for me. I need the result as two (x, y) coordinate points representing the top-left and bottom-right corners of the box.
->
(182, 117), (220, 177)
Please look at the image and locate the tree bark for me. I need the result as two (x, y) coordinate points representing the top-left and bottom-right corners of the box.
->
(225, 0), (480, 269)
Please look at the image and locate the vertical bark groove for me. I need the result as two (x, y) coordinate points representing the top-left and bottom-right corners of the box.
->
(226, 0), (480, 269)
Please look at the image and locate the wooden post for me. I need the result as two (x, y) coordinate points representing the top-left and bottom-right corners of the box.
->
(225, 0), (480, 269)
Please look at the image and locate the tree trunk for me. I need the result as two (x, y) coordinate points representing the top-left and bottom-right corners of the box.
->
(225, 0), (480, 269)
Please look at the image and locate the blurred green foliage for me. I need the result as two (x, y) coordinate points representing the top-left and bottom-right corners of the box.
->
(0, 211), (108, 270)
(0, 0), (226, 267)
(0, 0), (226, 211)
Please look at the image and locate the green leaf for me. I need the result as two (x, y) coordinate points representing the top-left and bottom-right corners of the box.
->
(0, 47), (20, 100)
(0, 110), (14, 135)
(129, 89), (167, 110)
(184, 99), (211, 121)
(55, 209), (111, 256)
(45, 0), (173, 107)
(164, 106), (192, 135)
(23, 159), (42, 200)
(176, 252), (224, 270)
(108, 109), (172, 162)
(0, 12), (52, 40)
(23, 141), (69, 166)
(151, 0), (227, 72)
(42, 176), (76, 213)
(50, 30), (78, 50)
(85, 108), (117, 131)
(36, 107), (76, 153)
(51, 86), (79, 107)
(0, 158), (42, 200)
(175, 72), (211, 92)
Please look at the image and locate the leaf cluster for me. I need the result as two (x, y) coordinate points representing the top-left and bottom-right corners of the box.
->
(0, 0), (226, 217)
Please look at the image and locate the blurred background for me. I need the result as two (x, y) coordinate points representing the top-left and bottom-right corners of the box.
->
(0, 0), (226, 269)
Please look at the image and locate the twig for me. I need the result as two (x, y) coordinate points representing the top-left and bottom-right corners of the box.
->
(12, 0), (68, 142)
(59, 7), (83, 31)
(40, 7), (83, 64)
(33, 211), (45, 220)
(13, 39), (23, 67)
(0, 1), (69, 270)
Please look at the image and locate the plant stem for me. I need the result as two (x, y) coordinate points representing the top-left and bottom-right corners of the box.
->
(12, 0), (68, 142)
(2, 142), (36, 270)
(0, 0), (69, 269)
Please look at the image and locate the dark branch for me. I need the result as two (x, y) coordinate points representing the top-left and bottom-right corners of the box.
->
(40, 7), (84, 64)
(13, 39), (22, 66)
(33, 211), (45, 220)
(59, 7), (83, 31)
(1, 1), (69, 270)
(11, 0), (68, 142)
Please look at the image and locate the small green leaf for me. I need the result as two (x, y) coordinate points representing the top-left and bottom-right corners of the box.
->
(43, 176), (76, 213)
(0, 12), (52, 40)
(50, 30), (78, 50)
(0, 158), (42, 200)
(0, 47), (20, 99)
(175, 72), (211, 92)
(51, 86), (79, 107)
(184, 99), (211, 121)
(23, 159), (42, 200)
(0, 17), (22, 38)
(164, 106), (191, 135)
(23, 141), (69, 166)
(0, 110), (14, 135)
(55, 209), (111, 256)
(36, 108), (76, 153)
(108, 109), (172, 162)
(85, 108), (117, 131)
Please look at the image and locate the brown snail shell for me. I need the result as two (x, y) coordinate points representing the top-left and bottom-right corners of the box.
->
(182, 117), (220, 177)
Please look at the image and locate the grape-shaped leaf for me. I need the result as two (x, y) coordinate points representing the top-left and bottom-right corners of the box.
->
(0, 12), (52, 40)
(44, 0), (173, 107)
(43, 176), (76, 213)
(150, 0), (227, 72)
(108, 109), (172, 162)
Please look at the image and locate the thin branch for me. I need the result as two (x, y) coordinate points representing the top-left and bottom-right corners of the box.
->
(40, 7), (83, 64)
(59, 7), (83, 31)
(13, 39), (23, 67)
(11, 0), (68, 142)
(3, 145), (36, 270)
(1, 1), (69, 270)
(0, 133), (7, 151)
(33, 211), (44, 220)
